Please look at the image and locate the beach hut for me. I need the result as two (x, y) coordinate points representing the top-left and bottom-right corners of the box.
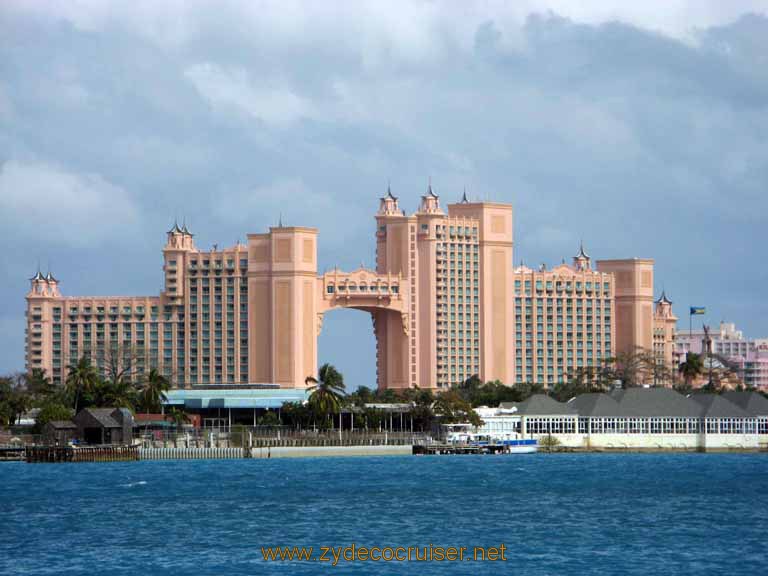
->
(41, 420), (77, 445)
(73, 408), (134, 445)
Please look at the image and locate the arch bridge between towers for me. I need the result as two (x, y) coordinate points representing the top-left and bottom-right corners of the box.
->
(317, 267), (411, 389)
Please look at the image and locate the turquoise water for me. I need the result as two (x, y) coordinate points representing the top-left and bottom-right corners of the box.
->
(1, 454), (766, 575)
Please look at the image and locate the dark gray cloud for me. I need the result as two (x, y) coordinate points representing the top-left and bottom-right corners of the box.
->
(1, 3), (766, 387)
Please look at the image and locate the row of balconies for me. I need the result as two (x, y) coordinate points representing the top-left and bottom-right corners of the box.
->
(327, 283), (400, 295)
(71, 305), (151, 315)
(514, 290), (612, 299)
(188, 268), (244, 278)
(516, 310), (610, 318)
(185, 257), (246, 270)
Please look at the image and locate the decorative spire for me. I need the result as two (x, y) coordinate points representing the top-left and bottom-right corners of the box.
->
(656, 290), (673, 305)
(278, 213), (283, 227)
(181, 217), (192, 236)
(30, 269), (45, 282)
(378, 182), (401, 216)
(384, 181), (397, 201)
(167, 219), (182, 234)
(575, 240), (590, 260)
(45, 271), (58, 283)
(418, 178), (443, 214)
(460, 187), (469, 204)
(427, 177), (437, 198)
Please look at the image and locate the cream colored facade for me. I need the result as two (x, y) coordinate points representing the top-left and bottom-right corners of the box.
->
(512, 247), (616, 386)
(26, 224), (251, 388)
(373, 189), (514, 389)
(25, 189), (675, 390)
(653, 291), (678, 369)
(596, 258), (656, 355)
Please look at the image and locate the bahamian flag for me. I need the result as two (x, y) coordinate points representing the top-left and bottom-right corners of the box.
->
(690, 307), (706, 315)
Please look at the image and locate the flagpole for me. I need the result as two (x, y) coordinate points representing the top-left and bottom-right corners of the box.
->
(689, 309), (692, 354)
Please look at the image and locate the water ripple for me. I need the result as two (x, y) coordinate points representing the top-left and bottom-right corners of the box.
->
(0, 454), (766, 575)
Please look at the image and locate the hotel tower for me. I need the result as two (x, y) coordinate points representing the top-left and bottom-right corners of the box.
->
(25, 188), (676, 391)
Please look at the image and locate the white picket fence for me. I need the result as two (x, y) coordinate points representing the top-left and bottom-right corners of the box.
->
(139, 447), (245, 460)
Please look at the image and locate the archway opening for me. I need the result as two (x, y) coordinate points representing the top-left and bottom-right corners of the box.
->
(317, 307), (377, 392)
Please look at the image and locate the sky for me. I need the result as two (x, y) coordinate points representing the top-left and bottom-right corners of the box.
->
(1, 1), (767, 388)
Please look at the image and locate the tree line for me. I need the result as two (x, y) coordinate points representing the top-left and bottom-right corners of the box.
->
(285, 350), (756, 431)
(0, 354), (173, 433)
(1, 348), (756, 435)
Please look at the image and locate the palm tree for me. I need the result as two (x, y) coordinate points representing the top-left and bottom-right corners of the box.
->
(138, 369), (171, 413)
(305, 364), (346, 429)
(433, 389), (482, 427)
(98, 378), (137, 409)
(25, 368), (55, 399)
(679, 353), (704, 388)
(65, 356), (99, 413)
(167, 406), (190, 429)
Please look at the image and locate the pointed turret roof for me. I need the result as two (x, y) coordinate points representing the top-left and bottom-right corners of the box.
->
(575, 241), (590, 260)
(383, 184), (397, 201)
(656, 290), (672, 305)
(460, 188), (469, 204)
(46, 271), (58, 283)
(181, 218), (193, 236)
(30, 270), (45, 282)
(167, 220), (182, 234)
(427, 183), (438, 198)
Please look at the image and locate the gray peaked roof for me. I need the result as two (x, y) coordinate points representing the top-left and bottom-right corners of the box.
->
(48, 420), (77, 429)
(514, 394), (574, 416)
(566, 393), (620, 417)
(79, 408), (121, 428)
(689, 394), (752, 418)
(499, 388), (762, 419)
(721, 391), (768, 416)
(608, 388), (702, 417)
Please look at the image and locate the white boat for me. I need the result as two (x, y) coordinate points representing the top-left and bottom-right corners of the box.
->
(443, 424), (538, 453)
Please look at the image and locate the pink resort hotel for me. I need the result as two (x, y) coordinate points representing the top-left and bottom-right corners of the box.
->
(25, 188), (678, 392)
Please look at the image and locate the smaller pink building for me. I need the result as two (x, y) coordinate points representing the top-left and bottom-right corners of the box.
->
(676, 322), (768, 390)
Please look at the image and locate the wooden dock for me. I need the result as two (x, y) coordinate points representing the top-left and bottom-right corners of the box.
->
(0, 447), (25, 461)
(413, 443), (509, 455)
(25, 445), (139, 463)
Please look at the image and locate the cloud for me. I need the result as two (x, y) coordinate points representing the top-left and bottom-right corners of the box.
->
(214, 178), (323, 223)
(211, 178), (367, 252)
(0, 160), (139, 246)
(0, 83), (13, 122)
(0, 314), (25, 375)
(5, 0), (768, 54)
(184, 63), (313, 127)
(0, 3), (767, 383)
